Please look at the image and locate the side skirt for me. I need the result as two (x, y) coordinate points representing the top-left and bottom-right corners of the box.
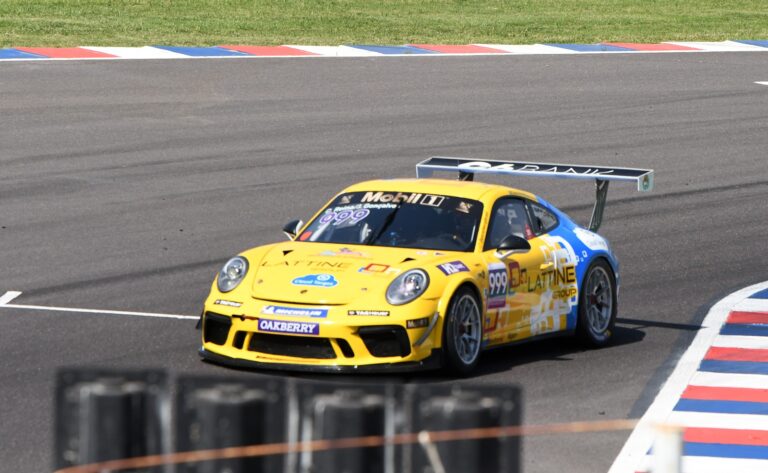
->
(482, 329), (576, 352)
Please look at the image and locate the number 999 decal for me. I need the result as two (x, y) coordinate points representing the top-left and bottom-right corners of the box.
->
(487, 263), (508, 309)
(319, 208), (370, 226)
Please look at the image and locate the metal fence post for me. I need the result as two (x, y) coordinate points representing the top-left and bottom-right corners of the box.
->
(652, 423), (683, 473)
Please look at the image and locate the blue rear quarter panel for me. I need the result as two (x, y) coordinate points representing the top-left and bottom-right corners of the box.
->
(535, 197), (620, 331)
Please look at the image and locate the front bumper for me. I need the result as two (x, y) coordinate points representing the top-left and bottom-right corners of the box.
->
(199, 299), (443, 372)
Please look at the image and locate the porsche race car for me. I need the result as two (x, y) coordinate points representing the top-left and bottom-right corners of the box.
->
(198, 157), (653, 374)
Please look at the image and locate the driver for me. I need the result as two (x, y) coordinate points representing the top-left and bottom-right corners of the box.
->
(432, 209), (475, 250)
(374, 205), (477, 250)
(489, 204), (526, 247)
(445, 209), (476, 249)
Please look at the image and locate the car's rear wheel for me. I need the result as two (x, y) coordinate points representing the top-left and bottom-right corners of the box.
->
(576, 259), (617, 346)
(442, 287), (482, 375)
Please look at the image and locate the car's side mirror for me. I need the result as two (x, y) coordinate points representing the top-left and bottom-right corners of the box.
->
(282, 219), (304, 240)
(494, 234), (531, 259)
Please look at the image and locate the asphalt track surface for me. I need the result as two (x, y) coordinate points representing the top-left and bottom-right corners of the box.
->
(1, 53), (767, 472)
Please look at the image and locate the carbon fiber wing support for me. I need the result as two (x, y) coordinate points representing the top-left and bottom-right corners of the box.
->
(416, 156), (654, 233)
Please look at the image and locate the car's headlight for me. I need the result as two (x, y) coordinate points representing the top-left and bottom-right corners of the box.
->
(386, 269), (429, 305)
(217, 256), (249, 292)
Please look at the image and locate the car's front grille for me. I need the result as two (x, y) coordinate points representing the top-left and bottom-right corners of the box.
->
(336, 338), (355, 358)
(203, 312), (231, 345)
(248, 333), (337, 359)
(358, 326), (411, 358)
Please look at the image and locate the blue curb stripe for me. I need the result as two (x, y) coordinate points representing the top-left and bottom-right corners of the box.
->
(152, 46), (252, 57)
(736, 40), (768, 48)
(347, 45), (437, 55)
(674, 398), (768, 415)
(543, 43), (635, 52)
(720, 324), (768, 337)
(0, 48), (46, 59)
(700, 359), (768, 375)
(684, 442), (768, 460)
(749, 288), (768, 299)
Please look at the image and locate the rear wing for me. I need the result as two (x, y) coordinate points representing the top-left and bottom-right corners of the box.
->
(415, 156), (654, 232)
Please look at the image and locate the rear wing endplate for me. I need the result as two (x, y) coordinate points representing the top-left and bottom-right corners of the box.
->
(415, 156), (654, 232)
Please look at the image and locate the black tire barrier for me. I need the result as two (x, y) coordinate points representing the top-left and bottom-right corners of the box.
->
(55, 369), (521, 473)
(176, 376), (286, 473)
(296, 382), (394, 473)
(54, 368), (168, 472)
(406, 384), (521, 473)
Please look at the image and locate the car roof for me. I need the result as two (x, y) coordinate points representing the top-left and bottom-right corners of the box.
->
(342, 178), (537, 202)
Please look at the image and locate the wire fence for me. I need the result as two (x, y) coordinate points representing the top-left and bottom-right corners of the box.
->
(55, 418), (640, 473)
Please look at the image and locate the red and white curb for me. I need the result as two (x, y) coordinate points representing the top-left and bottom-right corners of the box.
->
(609, 281), (768, 473)
(1, 40), (767, 61)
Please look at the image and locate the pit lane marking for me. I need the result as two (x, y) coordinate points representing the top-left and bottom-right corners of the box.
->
(0, 290), (197, 320)
(756, 82), (768, 86)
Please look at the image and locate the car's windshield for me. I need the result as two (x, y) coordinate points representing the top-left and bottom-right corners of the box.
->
(298, 191), (483, 252)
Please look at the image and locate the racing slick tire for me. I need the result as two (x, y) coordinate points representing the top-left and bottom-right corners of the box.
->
(442, 286), (483, 376)
(576, 259), (617, 347)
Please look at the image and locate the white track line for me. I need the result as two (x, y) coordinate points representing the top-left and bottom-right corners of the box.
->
(735, 298), (768, 311)
(666, 410), (768, 430)
(608, 280), (768, 473)
(287, 45), (383, 56)
(0, 290), (197, 320)
(82, 46), (191, 59)
(666, 40), (768, 52)
(757, 82), (768, 86)
(712, 334), (768, 349)
(475, 43), (579, 54)
(0, 291), (22, 305)
(689, 371), (768, 389)
(638, 455), (768, 473)
(680, 456), (768, 473)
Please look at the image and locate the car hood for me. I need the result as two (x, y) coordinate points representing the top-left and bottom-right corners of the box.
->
(249, 242), (455, 305)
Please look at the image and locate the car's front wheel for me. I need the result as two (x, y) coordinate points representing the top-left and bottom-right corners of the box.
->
(442, 287), (483, 375)
(576, 259), (617, 346)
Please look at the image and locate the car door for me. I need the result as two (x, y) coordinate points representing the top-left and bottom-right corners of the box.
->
(525, 200), (580, 337)
(480, 197), (546, 347)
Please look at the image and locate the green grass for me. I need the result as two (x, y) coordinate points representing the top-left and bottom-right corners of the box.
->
(1, 0), (766, 48)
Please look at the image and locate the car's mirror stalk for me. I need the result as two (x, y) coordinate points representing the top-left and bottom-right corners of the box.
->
(494, 234), (531, 259)
(282, 219), (304, 240)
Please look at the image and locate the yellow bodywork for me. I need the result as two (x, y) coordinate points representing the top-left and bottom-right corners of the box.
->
(200, 179), (580, 371)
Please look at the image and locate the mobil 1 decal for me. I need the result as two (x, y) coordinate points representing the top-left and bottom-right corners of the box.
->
(361, 191), (445, 207)
(487, 263), (508, 309)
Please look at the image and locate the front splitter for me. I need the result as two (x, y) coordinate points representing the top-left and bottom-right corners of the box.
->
(198, 347), (443, 374)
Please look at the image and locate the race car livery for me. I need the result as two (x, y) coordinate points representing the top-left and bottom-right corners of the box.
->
(198, 157), (653, 374)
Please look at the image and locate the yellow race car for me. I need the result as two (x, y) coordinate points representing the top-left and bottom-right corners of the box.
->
(198, 157), (653, 374)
